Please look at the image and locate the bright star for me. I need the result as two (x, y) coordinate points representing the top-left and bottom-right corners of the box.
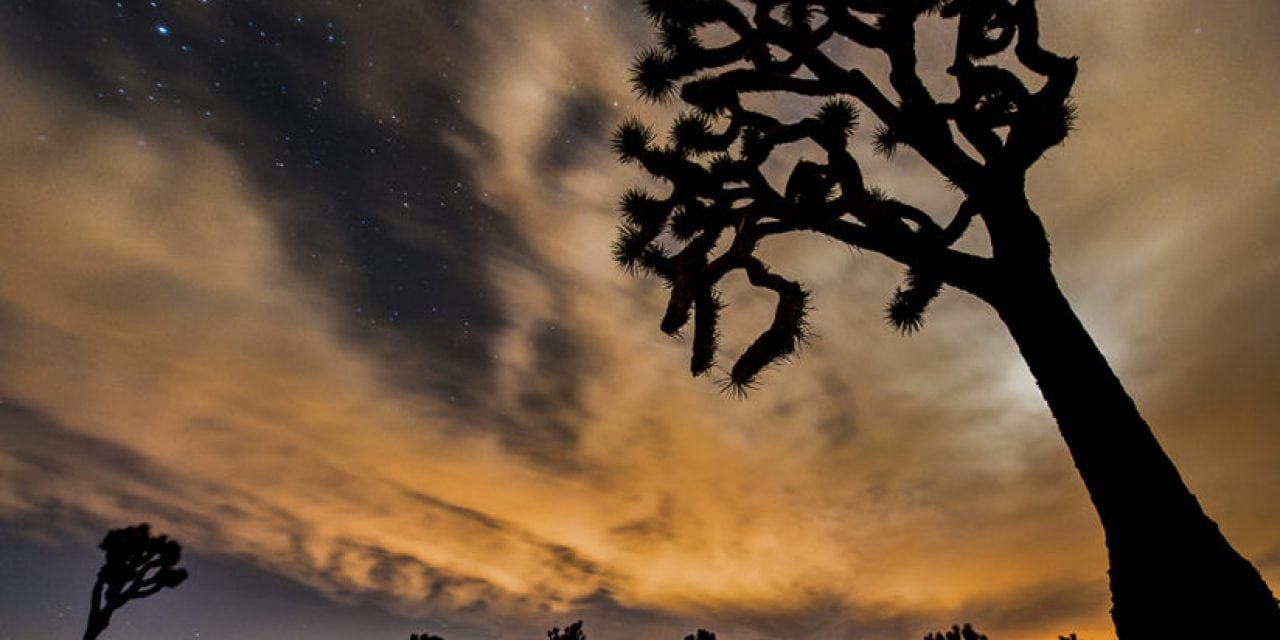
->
(155, 24), (170, 36)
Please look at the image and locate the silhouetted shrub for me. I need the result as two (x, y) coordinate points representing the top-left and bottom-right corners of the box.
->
(547, 620), (586, 640)
(924, 623), (987, 640)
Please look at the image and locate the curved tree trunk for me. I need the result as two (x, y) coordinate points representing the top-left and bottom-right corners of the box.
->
(989, 271), (1280, 636)
(83, 619), (108, 640)
(83, 609), (109, 640)
(84, 578), (107, 640)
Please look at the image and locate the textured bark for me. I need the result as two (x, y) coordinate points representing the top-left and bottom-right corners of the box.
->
(991, 272), (1280, 636)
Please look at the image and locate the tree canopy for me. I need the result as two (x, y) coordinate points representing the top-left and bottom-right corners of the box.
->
(612, 0), (1075, 393)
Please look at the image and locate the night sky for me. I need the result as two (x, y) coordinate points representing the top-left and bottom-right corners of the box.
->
(2, 1), (1280, 639)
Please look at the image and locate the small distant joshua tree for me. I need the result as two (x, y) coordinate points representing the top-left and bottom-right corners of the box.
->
(547, 620), (587, 640)
(83, 523), (188, 640)
(410, 634), (446, 640)
(611, 0), (1280, 636)
(684, 630), (717, 640)
(925, 624), (987, 640)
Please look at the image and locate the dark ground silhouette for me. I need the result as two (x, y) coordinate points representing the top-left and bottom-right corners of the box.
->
(82, 523), (187, 640)
(408, 621), (1080, 640)
(924, 624), (987, 640)
(921, 624), (1077, 640)
(610, 0), (1280, 636)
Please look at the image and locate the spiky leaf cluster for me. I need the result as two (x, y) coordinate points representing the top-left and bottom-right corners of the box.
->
(611, 117), (655, 161)
(641, 0), (720, 27)
(614, 0), (1079, 393)
(816, 98), (860, 143)
(887, 267), (944, 333)
(873, 124), (900, 157)
(670, 111), (717, 154)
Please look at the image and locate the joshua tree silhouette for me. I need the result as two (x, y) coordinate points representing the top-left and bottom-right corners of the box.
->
(82, 523), (188, 640)
(924, 624), (987, 640)
(612, 0), (1280, 635)
(547, 620), (587, 640)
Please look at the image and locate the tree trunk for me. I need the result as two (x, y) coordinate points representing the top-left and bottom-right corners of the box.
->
(83, 614), (108, 640)
(990, 272), (1280, 636)
(83, 579), (111, 640)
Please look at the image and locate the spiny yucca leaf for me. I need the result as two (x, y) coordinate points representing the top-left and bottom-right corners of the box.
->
(612, 224), (654, 273)
(707, 153), (740, 181)
(638, 245), (673, 278)
(726, 281), (810, 394)
(669, 203), (709, 241)
(885, 268), (943, 333)
(615, 201), (682, 276)
(660, 21), (701, 53)
(668, 196), (726, 241)
(641, 0), (682, 24)
(643, 0), (721, 28)
(873, 124), (899, 158)
(619, 188), (669, 229)
(611, 117), (655, 161)
(670, 111), (717, 153)
(815, 98), (860, 141)
(783, 1), (819, 28)
(707, 152), (733, 170)
(1035, 98), (1078, 149)
(630, 47), (678, 102)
